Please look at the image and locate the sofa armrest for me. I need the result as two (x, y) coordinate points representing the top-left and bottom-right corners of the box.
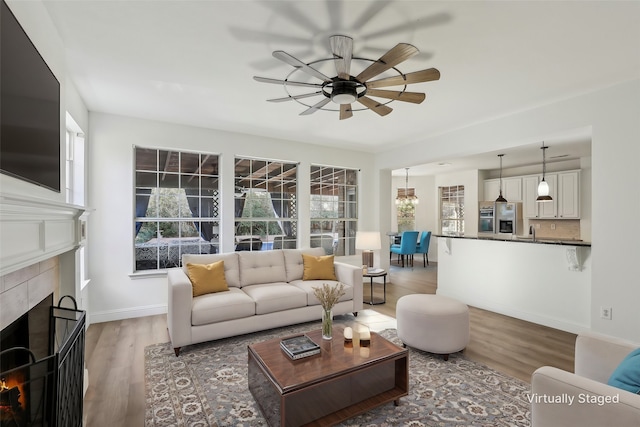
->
(575, 332), (639, 383)
(531, 366), (640, 427)
(167, 268), (194, 350)
(334, 261), (363, 312)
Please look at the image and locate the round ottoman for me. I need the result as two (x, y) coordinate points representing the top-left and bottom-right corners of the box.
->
(396, 294), (469, 360)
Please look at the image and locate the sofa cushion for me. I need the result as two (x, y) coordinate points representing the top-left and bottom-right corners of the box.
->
(302, 254), (337, 281)
(182, 253), (241, 287)
(191, 287), (255, 326)
(283, 247), (325, 282)
(608, 348), (640, 394)
(238, 250), (286, 287)
(186, 261), (228, 296)
(291, 279), (353, 306)
(241, 283), (307, 315)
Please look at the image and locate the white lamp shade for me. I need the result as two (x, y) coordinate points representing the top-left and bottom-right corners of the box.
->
(355, 231), (381, 250)
(537, 180), (550, 197)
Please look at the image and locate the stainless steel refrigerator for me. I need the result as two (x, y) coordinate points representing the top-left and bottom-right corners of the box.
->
(495, 202), (523, 235)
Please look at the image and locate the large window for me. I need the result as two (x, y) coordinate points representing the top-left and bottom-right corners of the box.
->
(234, 157), (297, 251)
(134, 147), (219, 271)
(440, 185), (465, 235)
(310, 165), (358, 256)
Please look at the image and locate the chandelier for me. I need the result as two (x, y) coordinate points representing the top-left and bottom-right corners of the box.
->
(396, 168), (419, 206)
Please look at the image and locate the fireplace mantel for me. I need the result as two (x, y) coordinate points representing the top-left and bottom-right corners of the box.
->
(0, 192), (86, 277)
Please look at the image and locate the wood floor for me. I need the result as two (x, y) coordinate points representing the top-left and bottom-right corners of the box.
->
(83, 261), (576, 426)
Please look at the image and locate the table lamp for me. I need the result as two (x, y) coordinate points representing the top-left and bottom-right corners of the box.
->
(355, 231), (381, 268)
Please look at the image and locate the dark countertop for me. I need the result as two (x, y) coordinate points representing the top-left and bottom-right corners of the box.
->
(435, 234), (592, 247)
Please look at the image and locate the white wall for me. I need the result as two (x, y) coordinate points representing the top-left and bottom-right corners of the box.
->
(376, 79), (640, 342)
(87, 113), (377, 323)
(437, 237), (591, 333)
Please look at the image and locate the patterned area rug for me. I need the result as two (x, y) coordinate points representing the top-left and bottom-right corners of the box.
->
(145, 321), (531, 426)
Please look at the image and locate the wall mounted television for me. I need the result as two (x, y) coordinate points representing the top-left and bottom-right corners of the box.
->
(1, 0), (61, 192)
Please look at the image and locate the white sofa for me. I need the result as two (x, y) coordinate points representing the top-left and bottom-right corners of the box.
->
(531, 332), (640, 426)
(167, 247), (363, 356)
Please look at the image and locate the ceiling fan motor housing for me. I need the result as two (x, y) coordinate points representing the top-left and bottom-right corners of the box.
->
(323, 79), (366, 105)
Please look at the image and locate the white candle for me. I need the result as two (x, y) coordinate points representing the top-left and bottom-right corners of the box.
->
(359, 328), (370, 340)
(343, 327), (353, 340)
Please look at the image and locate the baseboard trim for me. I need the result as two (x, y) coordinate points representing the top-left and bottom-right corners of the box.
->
(89, 304), (167, 324)
(436, 289), (590, 335)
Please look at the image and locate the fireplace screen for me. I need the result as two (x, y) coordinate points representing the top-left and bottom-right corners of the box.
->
(0, 295), (85, 427)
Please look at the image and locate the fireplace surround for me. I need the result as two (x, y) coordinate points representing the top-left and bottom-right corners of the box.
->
(0, 192), (86, 426)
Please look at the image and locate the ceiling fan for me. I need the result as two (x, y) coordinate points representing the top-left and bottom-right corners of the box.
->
(253, 35), (440, 120)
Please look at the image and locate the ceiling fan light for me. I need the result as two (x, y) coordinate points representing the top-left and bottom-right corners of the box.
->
(330, 81), (358, 104)
(332, 92), (357, 104)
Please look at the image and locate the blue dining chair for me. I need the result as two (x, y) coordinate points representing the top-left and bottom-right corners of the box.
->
(390, 231), (419, 267)
(415, 231), (432, 267)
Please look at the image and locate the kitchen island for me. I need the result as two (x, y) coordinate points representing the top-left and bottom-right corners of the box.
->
(436, 235), (591, 334)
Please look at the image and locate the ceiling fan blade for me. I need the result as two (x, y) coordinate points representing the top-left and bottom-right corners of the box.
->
(267, 92), (323, 102)
(273, 51), (332, 83)
(366, 89), (425, 104)
(299, 97), (332, 116)
(357, 96), (393, 116)
(329, 35), (353, 79)
(340, 104), (353, 120)
(355, 43), (419, 83)
(253, 76), (323, 88)
(365, 68), (441, 89)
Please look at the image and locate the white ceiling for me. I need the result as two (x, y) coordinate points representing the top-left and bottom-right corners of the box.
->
(40, 0), (639, 173)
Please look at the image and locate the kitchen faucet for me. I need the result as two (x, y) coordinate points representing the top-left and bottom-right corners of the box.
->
(529, 225), (536, 242)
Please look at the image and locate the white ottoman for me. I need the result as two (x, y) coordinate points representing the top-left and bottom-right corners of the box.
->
(396, 294), (470, 360)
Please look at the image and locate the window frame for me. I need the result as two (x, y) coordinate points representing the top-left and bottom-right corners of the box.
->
(310, 165), (358, 256)
(234, 156), (298, 252)
(440, 185), (465, 236)
(134, 146), (220, 272)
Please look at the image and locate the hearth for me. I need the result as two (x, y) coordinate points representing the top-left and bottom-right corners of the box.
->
(0, 295), (85, 427)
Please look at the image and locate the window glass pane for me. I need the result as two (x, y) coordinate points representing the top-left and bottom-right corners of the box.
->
(136, 148), (157, 171)
(201, 155), (218, 176)
(180, 151), (200, 174)
(136, 171), (156, 188)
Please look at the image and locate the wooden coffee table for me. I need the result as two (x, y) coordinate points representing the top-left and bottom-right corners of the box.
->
(247, 326), (408, 427)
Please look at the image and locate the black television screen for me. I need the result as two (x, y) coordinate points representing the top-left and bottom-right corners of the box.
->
(1, 0), (61, 192)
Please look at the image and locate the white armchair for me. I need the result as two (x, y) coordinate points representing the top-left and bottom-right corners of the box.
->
(531, 332), (640, 427)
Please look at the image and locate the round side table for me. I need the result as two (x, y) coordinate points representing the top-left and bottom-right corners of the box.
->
(363, 270), (387, 305)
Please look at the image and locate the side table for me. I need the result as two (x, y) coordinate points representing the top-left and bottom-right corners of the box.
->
(363, 269), (387, 305)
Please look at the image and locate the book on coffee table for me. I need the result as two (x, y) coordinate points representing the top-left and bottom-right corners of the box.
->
(280, 334), (321, 360)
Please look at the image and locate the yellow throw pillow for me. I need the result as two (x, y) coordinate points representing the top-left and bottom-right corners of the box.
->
(186, 261), (229, 297)
(302, 254), (337, 281)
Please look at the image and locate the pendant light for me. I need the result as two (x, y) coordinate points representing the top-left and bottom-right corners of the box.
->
(495, 154), (507, 203)
(395, 168), (419, 206)
(536, 143), (552, 202)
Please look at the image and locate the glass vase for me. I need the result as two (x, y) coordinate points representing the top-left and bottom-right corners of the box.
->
(322, 308), (333, 340)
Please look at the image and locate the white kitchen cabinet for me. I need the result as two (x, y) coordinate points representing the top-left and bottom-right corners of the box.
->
(523, 175), (540, 218)
(483, 179), (500, 201)
(483, 177), (521, 201)
(557, 171), (580, 218)
(503, 177), (522, 201)
(496, 170), (579, 219)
